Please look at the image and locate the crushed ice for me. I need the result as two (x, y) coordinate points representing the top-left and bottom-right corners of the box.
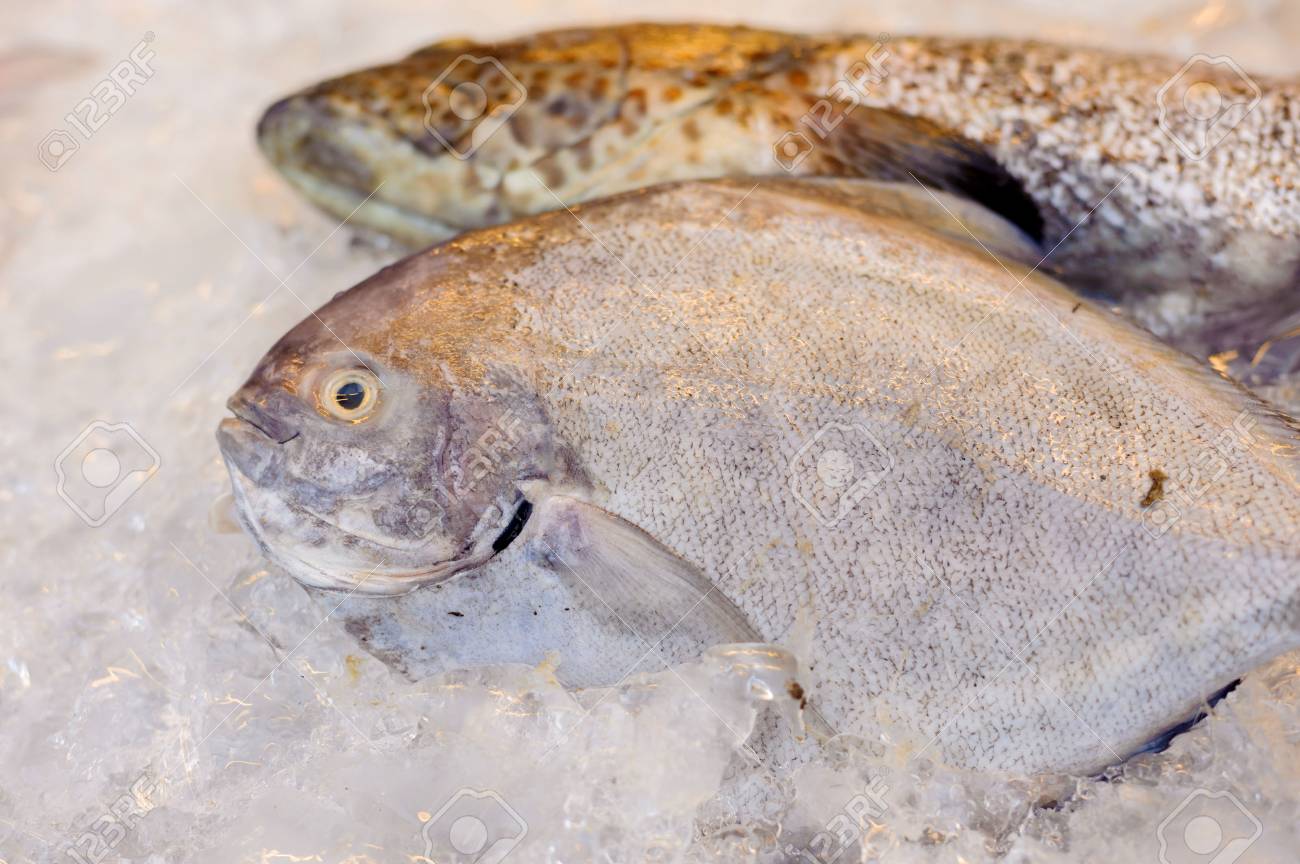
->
(2, 0), (1298, 862)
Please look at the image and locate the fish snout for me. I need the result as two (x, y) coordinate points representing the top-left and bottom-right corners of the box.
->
(256, 95), (311, 165)
(216, 416), (283, 487)
(255, 95), (296, 143)
(217, 386), (302, 486)
(226, 393), (299, 444)
(256, 94), (378, 195)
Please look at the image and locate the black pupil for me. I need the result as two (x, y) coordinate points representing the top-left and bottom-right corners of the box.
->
(334, 381), (366, 411)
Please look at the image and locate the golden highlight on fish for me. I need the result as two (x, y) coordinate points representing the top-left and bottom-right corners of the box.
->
(257, 23), (1300, 379)
(218, 178), (1300, 775)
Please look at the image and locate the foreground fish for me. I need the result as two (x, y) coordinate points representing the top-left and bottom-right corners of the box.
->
(218, 178), (1300, 775)
(257, 23), (1300, 382)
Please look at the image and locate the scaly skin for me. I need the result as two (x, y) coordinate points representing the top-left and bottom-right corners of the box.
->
(257, 23), (1300, 382)
(218, 180), (1300, 774)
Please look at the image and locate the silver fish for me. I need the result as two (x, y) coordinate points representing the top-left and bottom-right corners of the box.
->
(218, 178), (1300, 775)
(256, 23), (1300, 384)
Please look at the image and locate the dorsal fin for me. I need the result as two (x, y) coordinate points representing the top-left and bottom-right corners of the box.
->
(805, 105), (1046, 244)
(759, 176), (1042, 267)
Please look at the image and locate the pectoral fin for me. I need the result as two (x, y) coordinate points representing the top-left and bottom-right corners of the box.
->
(524, 495), (764, 668)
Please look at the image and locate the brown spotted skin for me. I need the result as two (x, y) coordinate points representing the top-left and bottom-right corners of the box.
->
(258, 23), (1300, 376)
(259, 25), (810, 235)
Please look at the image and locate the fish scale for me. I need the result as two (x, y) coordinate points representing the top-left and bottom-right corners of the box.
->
(258, 23), (1300, 381)
(218, 179), (1299, 775)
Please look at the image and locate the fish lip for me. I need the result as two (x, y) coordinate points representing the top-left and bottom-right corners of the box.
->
(225, 397), (299, 445)
(216, 416), (293, 502)
(287, 545), (486, 592)
(329, 498), (525, 564)
(272, 532), (497, 595)
(274, 159), (461, 243)
(257, 96), (381, 212)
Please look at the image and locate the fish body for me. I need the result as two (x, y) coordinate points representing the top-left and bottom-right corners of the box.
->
(218, 179), (1300, 775)
(257, 23), (1300, 377)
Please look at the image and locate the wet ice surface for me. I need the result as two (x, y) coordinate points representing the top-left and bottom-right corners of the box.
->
(2, 0), (1298, 861)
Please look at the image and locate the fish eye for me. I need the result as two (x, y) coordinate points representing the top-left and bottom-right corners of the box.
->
(317, 368), (380, 422)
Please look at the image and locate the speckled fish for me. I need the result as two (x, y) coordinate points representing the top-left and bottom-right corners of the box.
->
(217, 178), (1300, 775)
(256, 23), (1300, 386)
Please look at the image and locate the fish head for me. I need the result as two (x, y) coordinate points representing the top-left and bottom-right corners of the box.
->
(216, 253), (548, 594)
(255, 23), (799, 244)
